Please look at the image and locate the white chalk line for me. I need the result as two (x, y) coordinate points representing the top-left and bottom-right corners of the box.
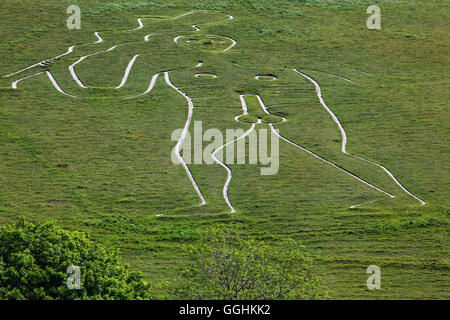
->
(69, 45), (119, 89)
(212, 94), (279, 213)
(349, 198), (386, 209)
(130, 18), (144, 31)
(4, 10), (196, 80)
(24, 70), (159, 100)
(195, 73), (217, 78)
(13, 71), (390, 210)
(121, 73), (160, 100)
(144, 28), (194, 42)
(144, 33), (155, 41)
(212, 123), (256, 214)
(255, 75), (277, 80)
(255, 94), (272, 115)
(169, 11), (194, 20)
(11, 71), (45, 89)
(174, 35), (182, 44)
(214, 94), (283, 213)
(164, 72), (207, 206)
(6, 11), (233, 212)
(46, 71), (79, 98)
(173, 34), (237, 53)
(332, 62), (375, 76)
(236, 94), (286, 123)
(13, 67), (176, 101)
(235, 94), (249, 121)
(303, 68), (360, 85)
(4, 10), (234, 79)
(293, 68), (425, 206)
(116, 54), (140, 89)
(7, 12), (411, 212)
(142, 11), (194, 22)
(269, 124), (394, 201)
(68, 9), (227, 89)
(6, 10), (234, 90)
(222, 36), (237, 52)
(3, 32), (103, 78)
(329, 74), (360, 85)
(222, 13), (234, 20)
(93, 32), (103, 44)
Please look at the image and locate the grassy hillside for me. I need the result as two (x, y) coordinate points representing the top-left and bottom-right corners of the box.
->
(0, 0), (448, 299)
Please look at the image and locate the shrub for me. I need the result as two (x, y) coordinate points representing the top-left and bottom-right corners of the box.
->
(176, 228), (327, 299)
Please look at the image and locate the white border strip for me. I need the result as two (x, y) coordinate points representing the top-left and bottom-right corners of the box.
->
(116, 54), (140, 89)
(164, 72), (206, 206)
(212, 124), (256, 213)
(11, 72), (45, 89)
(293, 68), (425, 205)
(69, 45), (118, 88)
(3, 32), (103, 78)
(269, 124), (394, 198)
(46, 71), (79, 98)
(121, 73), (159, 100)
(223, 36), (237, 52)
(131, 18), (144, 31)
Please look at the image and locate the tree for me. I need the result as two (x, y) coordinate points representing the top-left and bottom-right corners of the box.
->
(0, 218), (152, 300)
(177, 228), (327, 300)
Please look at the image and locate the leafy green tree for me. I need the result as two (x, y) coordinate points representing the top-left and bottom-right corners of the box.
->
(177, 228), (327, 300)
(0, 218), (152, 300)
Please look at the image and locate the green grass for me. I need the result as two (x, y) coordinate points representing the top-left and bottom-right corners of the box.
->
(238, 95), (283, 123)
(0, 0), (448, 299)
(179, 35), (233, 52)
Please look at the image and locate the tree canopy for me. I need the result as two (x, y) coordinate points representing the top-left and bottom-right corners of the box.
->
(0, 218), (152, 300)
